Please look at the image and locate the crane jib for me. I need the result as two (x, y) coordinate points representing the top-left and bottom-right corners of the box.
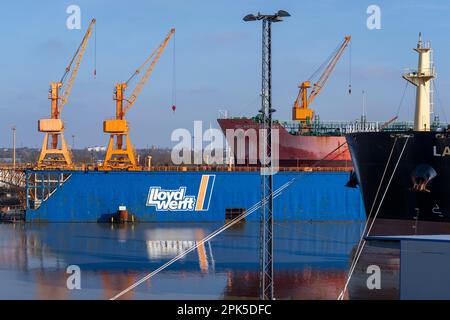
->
(123, 28), (175, 115)
(59, 18), (97, 112)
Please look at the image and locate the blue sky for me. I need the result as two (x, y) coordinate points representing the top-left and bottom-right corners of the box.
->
(1, 0), (450, 148)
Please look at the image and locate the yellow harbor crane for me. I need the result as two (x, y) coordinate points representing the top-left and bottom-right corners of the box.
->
(292, 35), (351, 122)
(37, 19), (96, 169)
(101, 28), (175, 171)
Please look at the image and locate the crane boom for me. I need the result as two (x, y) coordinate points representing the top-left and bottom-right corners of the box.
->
(308, 35), (351, 105)
(292, 35), (351, 122)
(123, 28), (175, 115)
(59, 18), (96, 112)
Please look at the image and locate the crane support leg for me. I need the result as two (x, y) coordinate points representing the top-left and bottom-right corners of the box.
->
(102, 133), (138, 170)
(38, 132), (72, 168)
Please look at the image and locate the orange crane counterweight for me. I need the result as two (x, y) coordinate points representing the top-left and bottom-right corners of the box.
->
(101, 28), (175, 171)
(292, 35), (351, 122)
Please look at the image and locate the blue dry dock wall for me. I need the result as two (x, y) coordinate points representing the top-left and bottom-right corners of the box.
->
(25, 170), (365, 222)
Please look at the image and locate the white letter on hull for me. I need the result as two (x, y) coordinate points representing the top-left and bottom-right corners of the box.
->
(443, 146), (450, 156)
(433, 145), (441, 157)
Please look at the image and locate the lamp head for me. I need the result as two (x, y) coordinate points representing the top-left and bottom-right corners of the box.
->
(277, 10), (291, 17)
(243, 14), (257, 22)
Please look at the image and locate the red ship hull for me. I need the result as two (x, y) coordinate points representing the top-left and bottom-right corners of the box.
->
(218, 118), (352, 168)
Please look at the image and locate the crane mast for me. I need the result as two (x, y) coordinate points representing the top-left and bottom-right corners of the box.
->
(101, 28), (175, 171)
(292, 35), (351, 122)
(37, 19), (96, 169)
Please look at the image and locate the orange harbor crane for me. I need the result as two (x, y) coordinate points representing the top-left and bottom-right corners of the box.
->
(37, 19), (96, 169)
(292, 35), (351, 122)
(100, 28), (175, 171)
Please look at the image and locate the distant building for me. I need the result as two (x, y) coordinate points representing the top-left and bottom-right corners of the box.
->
(0, 158), (22, 163)
(86, 146), (106, 152)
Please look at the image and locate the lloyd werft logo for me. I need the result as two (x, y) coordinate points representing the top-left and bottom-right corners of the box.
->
(146, 175), (215, 211)
(147, 187), (196, 211)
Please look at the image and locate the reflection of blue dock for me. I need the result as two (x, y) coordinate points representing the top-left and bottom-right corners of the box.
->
(25, 222), (363, 272)
(0, 222), (364, 299)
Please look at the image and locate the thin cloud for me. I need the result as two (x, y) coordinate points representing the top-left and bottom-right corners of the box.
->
(203, 31), (245, 46)
(36, 38), (65, 53)
(394, 1), (450, 11)
(353, 64), (399, 78)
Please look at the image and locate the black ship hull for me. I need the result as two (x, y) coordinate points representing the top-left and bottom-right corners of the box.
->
(346, 131), (450, 235)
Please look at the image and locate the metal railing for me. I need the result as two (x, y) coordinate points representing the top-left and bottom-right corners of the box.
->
(147, 165), (353, 172)
(221, 114), (449, 136)
(403, 67), (436, 78)
(26, 172), (72, 210)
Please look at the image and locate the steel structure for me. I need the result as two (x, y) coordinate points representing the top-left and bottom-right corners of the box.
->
(0, 168), (26, 188)
(243, 10), (290, 300)
(403, 33), (435, 131)
(101, 28), (175, 171)
(37, 19), (96, 169)
(292, 36), (351, 122)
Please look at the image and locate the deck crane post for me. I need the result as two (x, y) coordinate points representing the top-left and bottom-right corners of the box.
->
(101, 28), (175, 171)
(292, 35), (351, 122)
(37, 19), (96, 169)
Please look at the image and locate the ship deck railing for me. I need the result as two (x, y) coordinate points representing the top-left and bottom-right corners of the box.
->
(146, 165), (353, 172)
(2, 163), (354, 174)
(220, 116), (448, 136)
(15, 165), (354, 173)
(277, 120), (422, 136)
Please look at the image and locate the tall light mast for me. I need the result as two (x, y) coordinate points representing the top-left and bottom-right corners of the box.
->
(243, 10), (290, 301)
(403, 32), (435, 131)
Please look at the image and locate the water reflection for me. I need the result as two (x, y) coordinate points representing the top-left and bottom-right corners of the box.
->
(0, 221), (363, 300)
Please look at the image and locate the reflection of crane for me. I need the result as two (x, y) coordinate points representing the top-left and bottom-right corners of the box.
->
(101, 28), (175, 171)
(37, 19), (96, 169)
(292, 36), (351, 122)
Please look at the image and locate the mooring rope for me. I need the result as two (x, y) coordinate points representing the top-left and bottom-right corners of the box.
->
(337, 135), (410, 300)
(340, 138), (398, 288)
(110, 179), (295, 300)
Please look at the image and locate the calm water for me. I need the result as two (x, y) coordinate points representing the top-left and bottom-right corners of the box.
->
(0, 221), (364, 300)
